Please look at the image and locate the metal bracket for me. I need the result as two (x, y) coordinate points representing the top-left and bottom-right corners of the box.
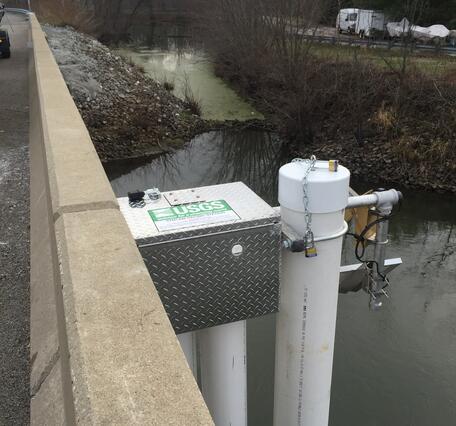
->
(282, 222), (349, 252)
(339, 258), (402, 293)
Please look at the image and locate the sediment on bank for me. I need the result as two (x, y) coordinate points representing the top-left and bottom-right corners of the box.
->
(204, 5), (456, 196)
(212, 48), (456, 193)
(43, 25), (212, 161)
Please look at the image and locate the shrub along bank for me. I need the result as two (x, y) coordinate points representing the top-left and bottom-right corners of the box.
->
(213, 50), (456, 192)
(44, 25), (270, 162)
(198, 0), (456, 192)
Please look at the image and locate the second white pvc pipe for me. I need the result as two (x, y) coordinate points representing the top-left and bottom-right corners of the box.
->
(177, 331), (198, 377)
(199, 321), (248, 426)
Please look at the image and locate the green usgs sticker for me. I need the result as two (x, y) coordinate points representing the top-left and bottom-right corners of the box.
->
(148, 200), (240, 232)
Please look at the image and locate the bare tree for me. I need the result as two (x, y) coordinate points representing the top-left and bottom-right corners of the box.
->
(380, 0), (428, 105)
(201, 0), (331, 142)
(34, 0), (146, 40)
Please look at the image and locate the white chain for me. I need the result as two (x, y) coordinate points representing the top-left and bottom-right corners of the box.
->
(292, 155), (317, 245)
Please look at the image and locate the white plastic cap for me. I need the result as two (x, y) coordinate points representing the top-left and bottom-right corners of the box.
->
(278, 160), (350, 214)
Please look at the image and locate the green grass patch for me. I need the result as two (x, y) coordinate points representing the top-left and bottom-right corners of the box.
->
(309, 43), (456, 77)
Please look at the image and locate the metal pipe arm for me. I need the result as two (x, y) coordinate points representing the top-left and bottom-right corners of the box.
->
(346, 188), (403, 310)
(347, 189), (402, 210)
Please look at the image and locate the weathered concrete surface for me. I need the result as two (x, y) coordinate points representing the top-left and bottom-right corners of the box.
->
(29, 30), (64, 424)
(0, 11), (31, 425)
(57, 209), (213, 424)
(29, 13), (213, 425)
(30, 360), (66, 425)
(31, 20), (118, 218)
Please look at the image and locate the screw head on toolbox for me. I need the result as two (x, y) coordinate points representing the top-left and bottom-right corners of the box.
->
(232, 244), (244, 257)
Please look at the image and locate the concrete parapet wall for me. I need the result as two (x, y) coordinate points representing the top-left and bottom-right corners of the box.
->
(29, 14), (213, 425)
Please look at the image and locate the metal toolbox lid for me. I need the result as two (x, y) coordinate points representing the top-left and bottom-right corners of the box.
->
(118, 182), (280, 243)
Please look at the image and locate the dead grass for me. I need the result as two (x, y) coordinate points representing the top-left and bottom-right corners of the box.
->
(311, 43), (456, 77)
(373, 102), (397, 131)
(35, 0), (100, 35)
(182, 74), (202, 116)
(162, 75), (175, 92)
(184, 90), (202, 116)
(393, 135), (455, 166)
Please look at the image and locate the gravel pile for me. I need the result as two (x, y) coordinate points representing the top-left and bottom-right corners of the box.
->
(44, 25), (208, 161)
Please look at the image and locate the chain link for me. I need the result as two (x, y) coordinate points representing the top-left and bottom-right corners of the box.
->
(292, 155), (317, 248)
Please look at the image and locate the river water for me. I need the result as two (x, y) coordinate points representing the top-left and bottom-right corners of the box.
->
(115, 39), (262, 121)
(107, 32), (456, 426)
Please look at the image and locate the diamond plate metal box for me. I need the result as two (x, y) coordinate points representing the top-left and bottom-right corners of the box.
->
(118, 182), (281, 334)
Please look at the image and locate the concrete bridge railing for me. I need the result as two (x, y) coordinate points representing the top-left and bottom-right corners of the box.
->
(29, 13), (213, 425)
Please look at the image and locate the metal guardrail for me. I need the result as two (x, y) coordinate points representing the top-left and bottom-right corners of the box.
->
(299, 33), (456, 55)
(5, 7), (31, 14)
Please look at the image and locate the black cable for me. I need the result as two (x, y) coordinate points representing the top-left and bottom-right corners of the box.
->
(346, 200), (402, 284)
(354, 215), (387, 262)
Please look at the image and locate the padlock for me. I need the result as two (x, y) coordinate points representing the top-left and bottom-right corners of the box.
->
(305, 243), (318, 258)
(329, 159), (339, 172)
(304, 231), (318, 258)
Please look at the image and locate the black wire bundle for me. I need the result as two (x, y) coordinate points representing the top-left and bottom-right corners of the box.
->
(346, 199), (402, 285)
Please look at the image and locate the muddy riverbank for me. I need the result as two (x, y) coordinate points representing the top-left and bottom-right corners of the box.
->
(214, 55), (456, 194)
(208, 11), (456, 195)
(290, 138), (456, 193)
(44, 25), (210, 161)
(44, 24), (456, 193)
(44, 25), (267, 162)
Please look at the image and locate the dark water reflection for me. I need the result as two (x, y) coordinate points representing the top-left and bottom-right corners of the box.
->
(106, 130), (287, 205)
(333, 191), (456, 426)
(127, 21), (198, 50)
(105, 131), (456, 426)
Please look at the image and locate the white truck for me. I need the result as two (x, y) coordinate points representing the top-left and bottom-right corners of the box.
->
(336, 8), (359, 34)
(337, 8), (387, 38)
(356, 10), (387, 38)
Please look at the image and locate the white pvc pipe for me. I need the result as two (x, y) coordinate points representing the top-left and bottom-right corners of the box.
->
(347, 193), (378, 208)
(347, 189), (402, 208)
(177, 331), (198, 378)
(198, 321), (247, 426)
(274, 160), (350, 426)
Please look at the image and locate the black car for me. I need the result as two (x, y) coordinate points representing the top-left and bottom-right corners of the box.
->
(0, 29), (10, 58)
(0, 2), (9, 59)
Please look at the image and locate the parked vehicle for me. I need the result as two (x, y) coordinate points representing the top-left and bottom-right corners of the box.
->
(0, 30), (10, 58)
(450, 30), (456, 46)
(356, 10), (387, 38)
(0, 2), (4, 23)
(337, 8), (387, 38)
(0, 2), (10, 59)
(336, 8), (359, 34)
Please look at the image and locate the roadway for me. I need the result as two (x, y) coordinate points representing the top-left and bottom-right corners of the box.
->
(0, 10), (30, 425)
(285, 23), (456, 55)
(298, 32), (456, 55)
